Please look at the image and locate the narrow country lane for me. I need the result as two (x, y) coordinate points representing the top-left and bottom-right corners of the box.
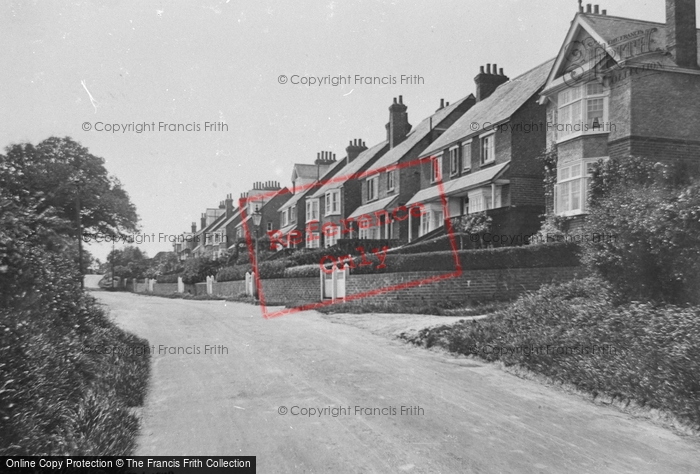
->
(97, 292), (700, 474)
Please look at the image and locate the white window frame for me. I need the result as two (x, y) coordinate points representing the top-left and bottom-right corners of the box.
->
(462, 141), (472, 171)
(291, 205), (296, 223)
(281, 209), (289, 227)
(367, 176), (378, 202)
(324, 230), (339, 248)
(306, 232), (320, 249)
(430, 156), (442, 183)
(557, 82), (609, 143)
(554, 157), (605, 216)
(480, 132), (495, 165)
(267, 222), (273, 232)
(387, 170), (395, 191)
(325, 190), (340, 216)
(449, 146), (460, 176)
(306, 199), (319, 222)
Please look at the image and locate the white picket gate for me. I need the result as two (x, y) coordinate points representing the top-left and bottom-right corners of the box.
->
(206, 275), (215, 295)
(177, 276), (184, 293)
(245, 272), (256, 297)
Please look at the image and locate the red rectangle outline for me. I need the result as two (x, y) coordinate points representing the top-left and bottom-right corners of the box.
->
(240, 155), (461, 319)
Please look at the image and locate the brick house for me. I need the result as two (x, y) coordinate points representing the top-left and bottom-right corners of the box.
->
(408, 59), (555, 243)
(306, 139), (389, 248)
(540, 0), (700, 231)
(235, 181), (290, 248)
(172, 222), (198, 261)
(276, 153), (344, 249)
(191, 205), (226, 258)
(351, 95), (476, 243)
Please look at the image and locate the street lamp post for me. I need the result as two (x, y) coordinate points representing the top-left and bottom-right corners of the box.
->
(252, 210), (262, 302)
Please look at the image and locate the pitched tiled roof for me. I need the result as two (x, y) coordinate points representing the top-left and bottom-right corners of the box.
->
(293, 163), (329, 180)
(420, 58), (555, 158)
(367, 95), (472, 172)
(309, 140), (389, 198)
(279, 159), (345, 212)
(347, 195), (399, 220)
(580, 13), (700, 67)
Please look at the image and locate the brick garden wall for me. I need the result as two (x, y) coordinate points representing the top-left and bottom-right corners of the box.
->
(344, 266), (585, 306)
(137, 266), (584, 307)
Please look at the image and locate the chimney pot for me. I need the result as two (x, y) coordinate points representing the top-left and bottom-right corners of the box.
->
(440, 98), (445, 108)
(399, 95), (403, 104)
(493, 63), (498, 74)
(594, 5), (599, 14)
(480, 65), (484, 74)
(602, 9), (606, 15)
(586, 4), (592, 13)
(499, 67), (504, 75)
(486, 63), (491, 74)
(446, 101), (450, 106)
(393, 97), (397, 104)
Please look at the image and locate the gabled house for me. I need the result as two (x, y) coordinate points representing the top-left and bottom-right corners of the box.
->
(235, 181), (290, 246)
(306, 139), (389, 248)
(540, 0), (700, 231)
(351, 94), (475, 243)
(172, 222), (198, 261)
(191, 205), (226, 258)
(276, 152), (345, 249)
(409, 59), (555, 242)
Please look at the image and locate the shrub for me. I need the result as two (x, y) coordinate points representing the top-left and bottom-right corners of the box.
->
(405, 277), (700, 427)
(215, 265), (250, 282)
(583, 157), (700, 304)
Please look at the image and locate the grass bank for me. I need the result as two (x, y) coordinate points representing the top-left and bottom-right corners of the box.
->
(401, 277), (700, 430)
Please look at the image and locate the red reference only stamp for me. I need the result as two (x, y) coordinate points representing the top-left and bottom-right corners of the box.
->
(240, 156), (460, 318)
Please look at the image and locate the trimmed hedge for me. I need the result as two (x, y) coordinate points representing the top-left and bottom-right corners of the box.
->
(344, 242), (580, 274)
(394, 233), (473, 254)
(216, 260), (290, 282)
(156, 273), (180, 283)
(405, 277), (700, 428)
(283, 264), (320, 278)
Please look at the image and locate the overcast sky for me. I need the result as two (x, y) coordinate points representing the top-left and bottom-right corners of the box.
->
(0, 0), (682, 261)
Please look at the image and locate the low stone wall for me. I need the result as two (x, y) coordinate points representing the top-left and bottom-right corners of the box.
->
(151, 282), (178, 295)
(260, 277), (319, 304)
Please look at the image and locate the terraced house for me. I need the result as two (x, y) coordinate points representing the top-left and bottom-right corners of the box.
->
(306, 139), (389, 248)
(409, 60), (555, 243)
(276, 152), (344, 249)
(352, 95), (476, 243)
(540, 0), (700, 231)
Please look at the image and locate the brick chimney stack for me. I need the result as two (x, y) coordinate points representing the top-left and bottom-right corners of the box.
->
(345, 139), (367, 163)
(386, 95), (411, 149)
(191, 222), (197, 234)
(225, 193), (234, 218)
(667, 0), (698, 69)
(200, 213), (206, 230)
(474, 64), (509, 102)
(314, 151), (337, 165)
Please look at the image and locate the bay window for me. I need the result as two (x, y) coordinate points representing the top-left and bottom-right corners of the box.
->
(554, 157), (604, 215)
(557, 82), (608, 141)
(367, 176), (378, 201)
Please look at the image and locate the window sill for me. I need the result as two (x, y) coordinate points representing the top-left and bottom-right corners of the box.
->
(556, 210), (588, 217)
(556, 130), (609, 145)
(325, 211), (341, 217)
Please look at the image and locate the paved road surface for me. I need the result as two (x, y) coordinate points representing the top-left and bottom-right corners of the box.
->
(97, 292), (700, 473)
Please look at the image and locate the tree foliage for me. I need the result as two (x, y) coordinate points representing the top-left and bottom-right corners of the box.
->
(0, 137), (139, 239)
(582, 157), (700, 304)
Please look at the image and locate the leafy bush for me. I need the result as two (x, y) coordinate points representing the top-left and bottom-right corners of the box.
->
(215, 265), (250, 282)
(405, 277), (700, 427)
(1, 245), (150, 455)
(583, 157), (700, 304)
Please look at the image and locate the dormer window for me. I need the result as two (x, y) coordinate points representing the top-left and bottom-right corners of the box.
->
(557, 81), (608, 142)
